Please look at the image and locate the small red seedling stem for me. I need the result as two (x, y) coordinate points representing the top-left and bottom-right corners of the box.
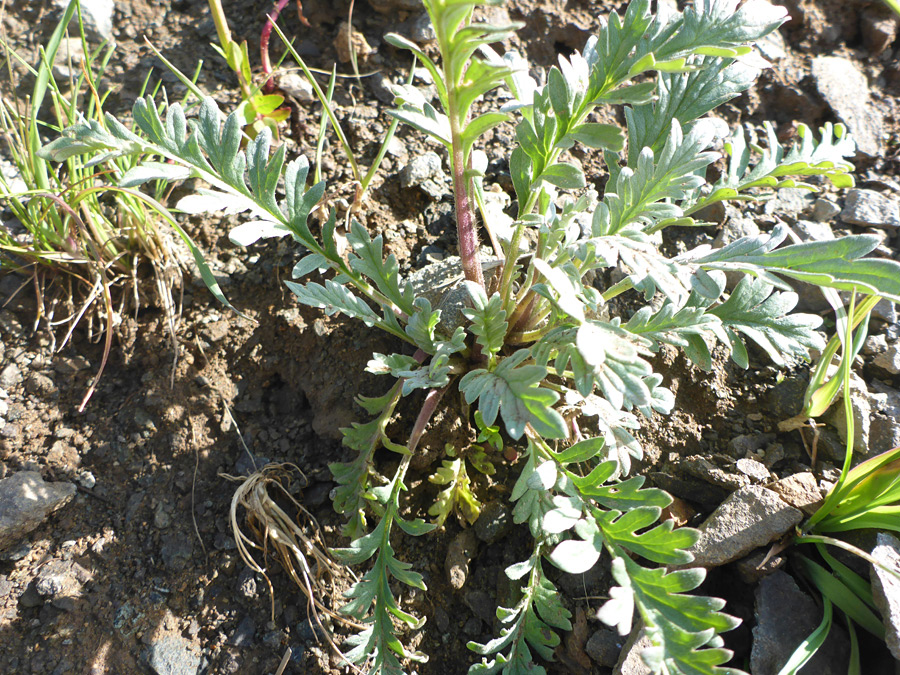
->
(261, 0), (310, 94)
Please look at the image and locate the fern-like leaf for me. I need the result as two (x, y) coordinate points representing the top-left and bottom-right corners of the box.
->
(708, 276), (825, 368)
(462, 283), (508, 359)
(459, 351), (567, 440)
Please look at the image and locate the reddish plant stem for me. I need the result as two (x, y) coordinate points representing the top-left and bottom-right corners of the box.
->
(261, 0), (309, 94)
(408, 385), (448, 454)
(448, 109), (484, 289)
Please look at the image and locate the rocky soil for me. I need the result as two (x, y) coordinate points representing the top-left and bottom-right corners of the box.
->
(1, 0), (900, 674)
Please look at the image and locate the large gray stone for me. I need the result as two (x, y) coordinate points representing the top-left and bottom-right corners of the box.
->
(868, 381), (900, 455)
(54, 0), (114, 43)
(870, 532), (900, 660)
(840, 189), (900, 229)
(752, 571), (849, 675)
(0, 472), (76, 552)
(686, 486), (802, 567)
(811, 57), (884, 156)
(873, 342), (900, 375)
(145, 634), (201, 675)
(824, 370), (871, 455)
(613, 626), (652, 675)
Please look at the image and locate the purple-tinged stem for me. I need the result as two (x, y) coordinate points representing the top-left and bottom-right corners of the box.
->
(408, 386), (448, 454)
(260, 0), (289, 94)
(448, 107), (484, 289)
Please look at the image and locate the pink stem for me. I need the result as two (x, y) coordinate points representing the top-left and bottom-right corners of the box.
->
(261, 0), (290, 94)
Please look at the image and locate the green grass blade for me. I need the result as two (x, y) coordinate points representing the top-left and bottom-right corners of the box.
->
(29, 0), (80, 189)
(796, 555), (884, 639)
(776, 598), (832, 675)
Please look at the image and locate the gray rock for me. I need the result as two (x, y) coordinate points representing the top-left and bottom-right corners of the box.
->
(228, 616), (256, 648)
(474, 501), (512, 544)
(400, 151), (444, 189)
(728, 433), (776, 458)
(586, 628), (624, 668)
(434, 605), (450, 632)
(763, 187), (813, 218)
(873, 342), (900, 375)
(713, 206), (759, 248)
(612, 626), (652, 675)
(35, 559), (91, 611)
(860, 4), (898, 55)
(295, 617), (326, 643)
(464, 589), (496, 625)
(824, 371), (871, 454)
(146, 634), (201, 675)
(870, 532), (900, 660)
(864, 333), (889, 356)
(680, 456), (748, 491)
(368, 71), (395, 105)
(811, 56), (883, 156)
(54, 0), (114, 43)
(52, 37), (85, 80)
(734, 548), (786, 584)
(410, 11), (436, 42)
(768, 472), (823, 516)
(445, 529), (478, 590)
(764, 374), (809, 418)
(25, 372), (57, 397)
(53, 355), (90, 375)
(735, 458), (769, 483)
(793, 219), (834, 242)
(870, 415), (900, 456)
(160, 533), (193, 571)
(811, 197), (841, 222)
(752, 571), (849, 675)
(686, 485), (802, 567)
(840, 189), (900, 229)
(0, 472), (76, 552)
(0, 363), (22, 389)
(277, 72), (314, 103)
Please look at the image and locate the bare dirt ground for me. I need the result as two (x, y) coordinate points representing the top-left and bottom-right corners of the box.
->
(1, 0), (899, 673)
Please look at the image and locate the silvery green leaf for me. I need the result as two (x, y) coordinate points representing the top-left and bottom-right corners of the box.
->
(175, 188), (259, 216)
(709, 276), (825, 367)
(387, 103), (452, 148)
(504, 558), (534, 580)
(228, 220), (290, 246)
(119, 161), (192, 187)
(687, 122), (856, 218)
(567, 122), (625, 151)
(347, 221), (415, 314)
(597, 506), (695, 565)
(527, 461), (558, 491)
(366, 353), (420, 376)
(532, 258), (586, 323)
(285, 279), (380, 327)
(597, 80), (658, 105)
(405, 297), (442, 352)
(626, 55), (760, 163)
(292, 253), (328, 278)
(462, 283), (507, 358)
(540, 162), (586, 189)
(576, 321), (655, 411)
(542, 496), (583, 534)
(576, 393), (644, 476)
(459, 351), (567, 440)
(509, 147), (533, 210)
(695, 224), (900, 303)
(547, 537), (601, 574)
(596, 561), (635, 635)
